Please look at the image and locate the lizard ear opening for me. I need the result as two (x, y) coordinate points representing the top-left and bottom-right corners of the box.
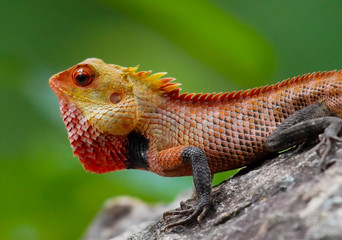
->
(110, 92), (122, 104)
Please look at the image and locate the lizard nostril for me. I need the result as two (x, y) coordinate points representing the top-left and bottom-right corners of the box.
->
(110, 92), (122, 104)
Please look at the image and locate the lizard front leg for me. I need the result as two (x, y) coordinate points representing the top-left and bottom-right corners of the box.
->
(153, 146), (212, 230)
(265, 102), (342, 168)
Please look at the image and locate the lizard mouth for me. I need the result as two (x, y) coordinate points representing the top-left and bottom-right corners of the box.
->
(49, 75), (97, 104)
(49, 76), (71, 98)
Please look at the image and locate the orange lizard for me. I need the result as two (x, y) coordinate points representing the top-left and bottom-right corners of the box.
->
(49, 58), (342, 229)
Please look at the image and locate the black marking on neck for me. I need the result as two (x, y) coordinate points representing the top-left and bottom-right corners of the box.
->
(127, 131), (150, 170)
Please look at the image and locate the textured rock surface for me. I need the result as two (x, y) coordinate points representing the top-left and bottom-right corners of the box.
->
(84, 141), (342, 240)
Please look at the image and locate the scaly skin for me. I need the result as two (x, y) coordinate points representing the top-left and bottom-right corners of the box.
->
(49, 58), (342, 228)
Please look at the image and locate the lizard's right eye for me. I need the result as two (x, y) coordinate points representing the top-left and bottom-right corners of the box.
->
(72, 66), (95, 87)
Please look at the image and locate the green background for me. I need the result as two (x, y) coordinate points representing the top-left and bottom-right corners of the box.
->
(1, 0), (342, 239)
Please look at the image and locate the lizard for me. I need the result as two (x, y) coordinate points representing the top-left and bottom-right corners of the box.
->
(49, 58), (342, 230)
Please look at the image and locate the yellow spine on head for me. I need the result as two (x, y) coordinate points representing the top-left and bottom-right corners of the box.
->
(123, 66), (181, 97)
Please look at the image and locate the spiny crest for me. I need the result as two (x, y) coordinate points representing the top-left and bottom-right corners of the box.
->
(124, 67), (340, 102)
(124, 66), (181, 96)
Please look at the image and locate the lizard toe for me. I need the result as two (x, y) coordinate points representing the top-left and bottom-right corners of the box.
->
(163, 201), (212, 231)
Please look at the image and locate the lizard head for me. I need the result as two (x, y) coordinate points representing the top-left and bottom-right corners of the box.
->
(49, 58), (181, 173)
(49, 58), (138, 136)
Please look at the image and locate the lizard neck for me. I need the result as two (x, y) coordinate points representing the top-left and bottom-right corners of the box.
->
(58, 98), (130, 173)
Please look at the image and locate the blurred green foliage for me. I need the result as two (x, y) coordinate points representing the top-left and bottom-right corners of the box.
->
(1, 0), (342, 239)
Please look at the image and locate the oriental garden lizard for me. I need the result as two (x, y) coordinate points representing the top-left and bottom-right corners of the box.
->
(49, 58), (342, 230)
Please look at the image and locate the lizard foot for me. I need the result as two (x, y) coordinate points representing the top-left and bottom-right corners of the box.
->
(163, 200), (212, 231)
(314, 119), (342, 170)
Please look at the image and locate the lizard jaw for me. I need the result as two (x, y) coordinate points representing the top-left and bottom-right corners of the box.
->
(50, 79), (131, 173)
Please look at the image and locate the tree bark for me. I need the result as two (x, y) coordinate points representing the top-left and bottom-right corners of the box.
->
(83, 141), (342, 240)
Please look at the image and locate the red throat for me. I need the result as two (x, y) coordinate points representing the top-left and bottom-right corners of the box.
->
(58, 98), (129, 173)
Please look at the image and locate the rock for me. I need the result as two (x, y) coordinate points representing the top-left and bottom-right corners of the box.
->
(83, 141), (342, 240)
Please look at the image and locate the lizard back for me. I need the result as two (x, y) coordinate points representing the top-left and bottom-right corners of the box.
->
(132, 70), (342, 175)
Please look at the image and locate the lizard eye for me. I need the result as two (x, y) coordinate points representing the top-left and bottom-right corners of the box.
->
(72, 66), (95, 87)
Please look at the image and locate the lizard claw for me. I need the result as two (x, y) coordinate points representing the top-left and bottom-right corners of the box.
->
(163, 201), (212, 231)
(179, 200), (193, 210)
